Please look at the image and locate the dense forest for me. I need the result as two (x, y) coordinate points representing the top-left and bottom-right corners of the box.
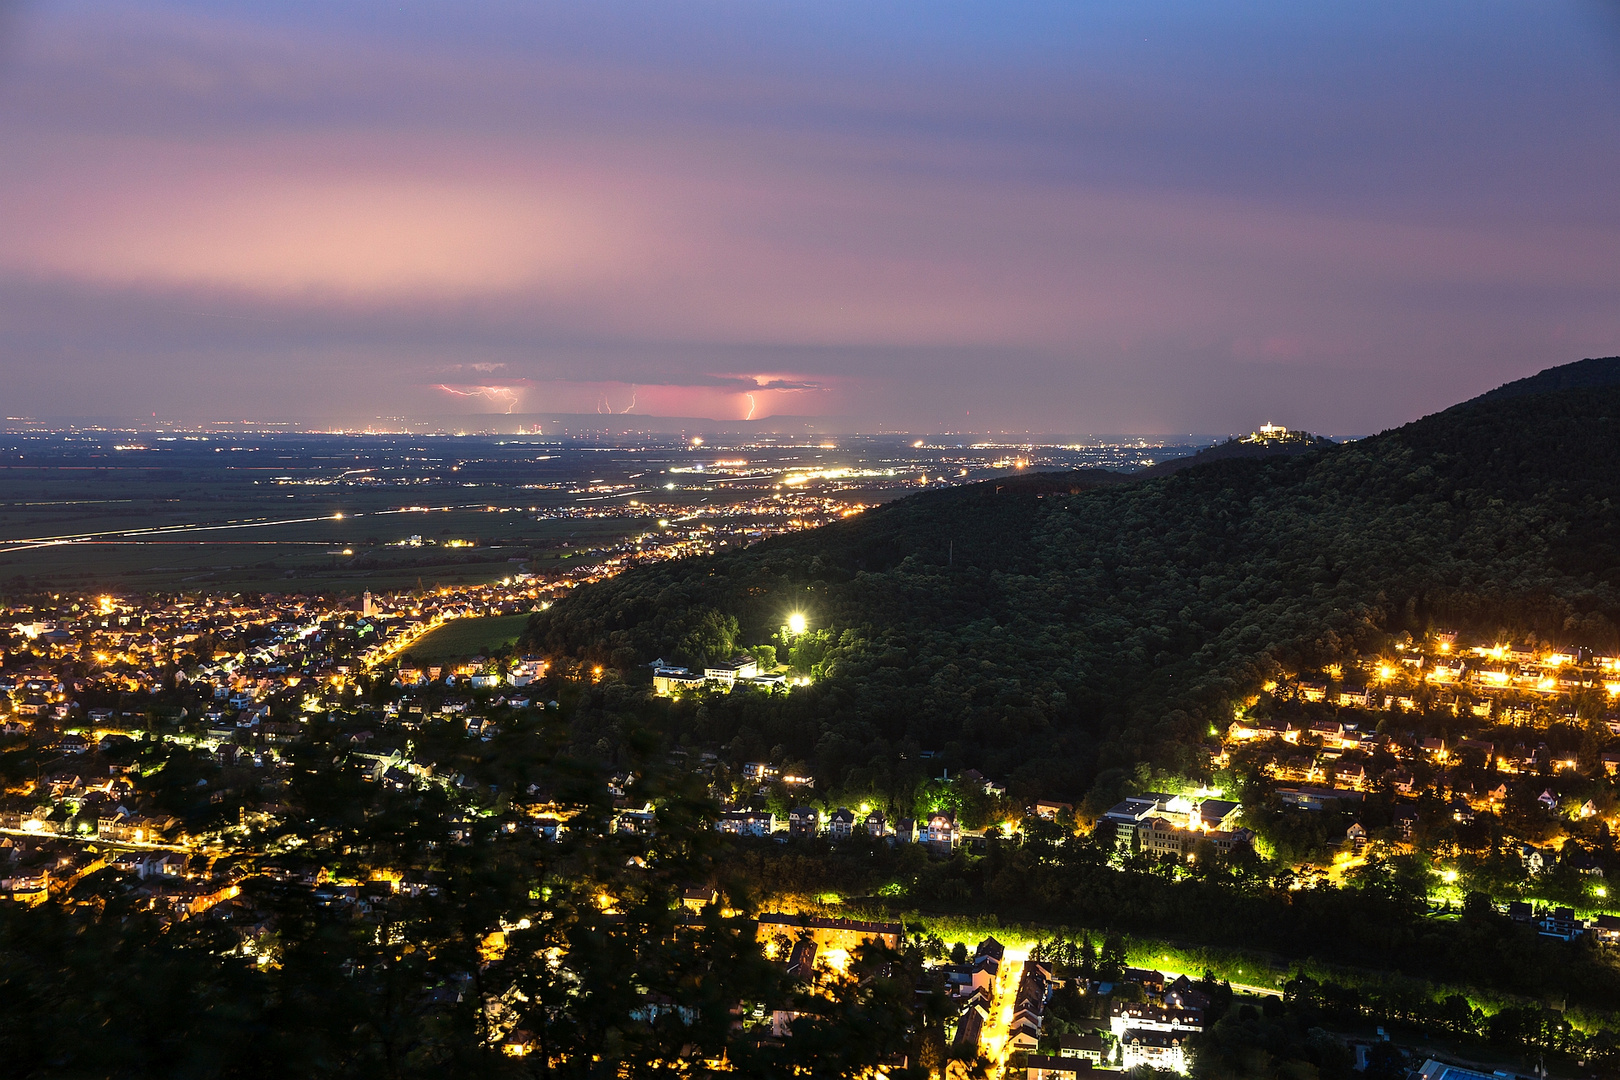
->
(527, 357), (1620, 807)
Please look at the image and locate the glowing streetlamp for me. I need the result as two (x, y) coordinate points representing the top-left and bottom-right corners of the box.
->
(787, 612), (807, 636)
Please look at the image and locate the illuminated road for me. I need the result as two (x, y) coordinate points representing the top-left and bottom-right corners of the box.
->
(0, 512), (347, 552)
(0, 503), (488, 554)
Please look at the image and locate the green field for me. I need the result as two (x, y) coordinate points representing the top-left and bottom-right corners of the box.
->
(402, 613), (534, 661)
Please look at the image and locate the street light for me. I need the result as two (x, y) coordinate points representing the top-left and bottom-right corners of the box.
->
(787, 612), (807, 636)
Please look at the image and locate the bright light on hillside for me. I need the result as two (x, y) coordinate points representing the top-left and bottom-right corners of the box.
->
(787, 612), (807, 635)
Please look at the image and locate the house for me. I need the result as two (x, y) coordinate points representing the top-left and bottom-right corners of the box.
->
(1164, 975), (1212, 1012)
(785, 937), (818, 981)
(1256, 717), (1299, 743)
(1057, 1032), (1106, 1063)
(1008, 960), (1054, 1051)
(1033, 800), (1073, 821)
(975, 936), (1005, 976)
(952, 995), (989, 1059)
(1345, 822), (1367, 851)
(1026, 1055), (1095, 1080)
(924, 811), (960, 853)
(1506, 900), (1534, 923)
(1519, 844), (1545, 875)
(1393, 806), (1419, 838)
(1334, 762), (1368, 789)
(1448, 796), (1475, 824)
(944, 959), (995, 999)
(680, 885), (719, 912)
(1120, 1028), (1188, 1073)
(1592, 914), (1620, 945)
(827, 808), (856, 840)
(1123, 968), (1166, 994)
(1564, 848), (1604, 876)
(717, 810), (775, 838)
(787, 806), (819, 838)
(864, 810), (888, 837)
(1227, 716), (1261, 741)
(615, 808), (655, 836)
(1007, 1015), (1042, 1053)
(1539, 906), (1582, 941)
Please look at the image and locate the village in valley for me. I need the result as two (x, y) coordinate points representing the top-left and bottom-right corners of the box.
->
(0, 567), (1616, 1078)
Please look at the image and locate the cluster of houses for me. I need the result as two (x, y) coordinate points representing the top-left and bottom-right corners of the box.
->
(0, 832), (242, 917)
(1, 583), (547, 714)
(1280, 633), (1620, 709)
(715, 804), (1010, 855)
(1008, 960), (1207, 1077)
(1226, 713), (1619, 792)
(1225, 632), (1620, 799)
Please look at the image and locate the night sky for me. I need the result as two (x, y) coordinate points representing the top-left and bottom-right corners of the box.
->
(1, 1), (1617, 433)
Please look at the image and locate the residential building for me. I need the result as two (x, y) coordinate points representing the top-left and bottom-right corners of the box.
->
(1057, 1033), (1106, 1063)
(1120, 1028), (1188, 1073)
(788, 806), (819, 837)
(924, 811), (960, 853)
(1026, 1055), (1095, 1080)
(717, 810), (775, 837)
(702, 656), (759, 685)
(827, 808), (856, 840)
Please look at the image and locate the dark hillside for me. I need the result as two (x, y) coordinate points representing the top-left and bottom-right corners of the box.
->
(1134, 429), (1335, 478)
(526, 357), (1620, 804)
(1474, 353), (1620, 403)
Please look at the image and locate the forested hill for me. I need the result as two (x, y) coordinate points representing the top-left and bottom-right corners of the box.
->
(1134, 429), (1336, 478)
(525, 356), (1620, 805)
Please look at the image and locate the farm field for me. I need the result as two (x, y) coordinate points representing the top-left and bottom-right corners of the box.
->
(402, 613), (534, 660)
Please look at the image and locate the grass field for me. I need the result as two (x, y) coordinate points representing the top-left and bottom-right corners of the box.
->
(402, 613), (533, 660)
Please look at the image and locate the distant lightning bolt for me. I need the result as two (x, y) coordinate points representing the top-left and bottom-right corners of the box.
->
(621, 388), (637, 414)
(745, 393), (757, 420)
(434, 384), (522, 412)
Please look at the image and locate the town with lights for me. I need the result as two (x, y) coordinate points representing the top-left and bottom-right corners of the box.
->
(5, 572), (1620, 1077)
(1, 417), (1619, 1078)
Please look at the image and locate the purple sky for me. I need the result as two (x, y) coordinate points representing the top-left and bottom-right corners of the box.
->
(1, 1), (1618, 434)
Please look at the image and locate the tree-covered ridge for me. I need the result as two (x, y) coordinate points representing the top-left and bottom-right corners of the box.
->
(526, 358), (1620, 803)
(1134, 427), (1336, 478)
